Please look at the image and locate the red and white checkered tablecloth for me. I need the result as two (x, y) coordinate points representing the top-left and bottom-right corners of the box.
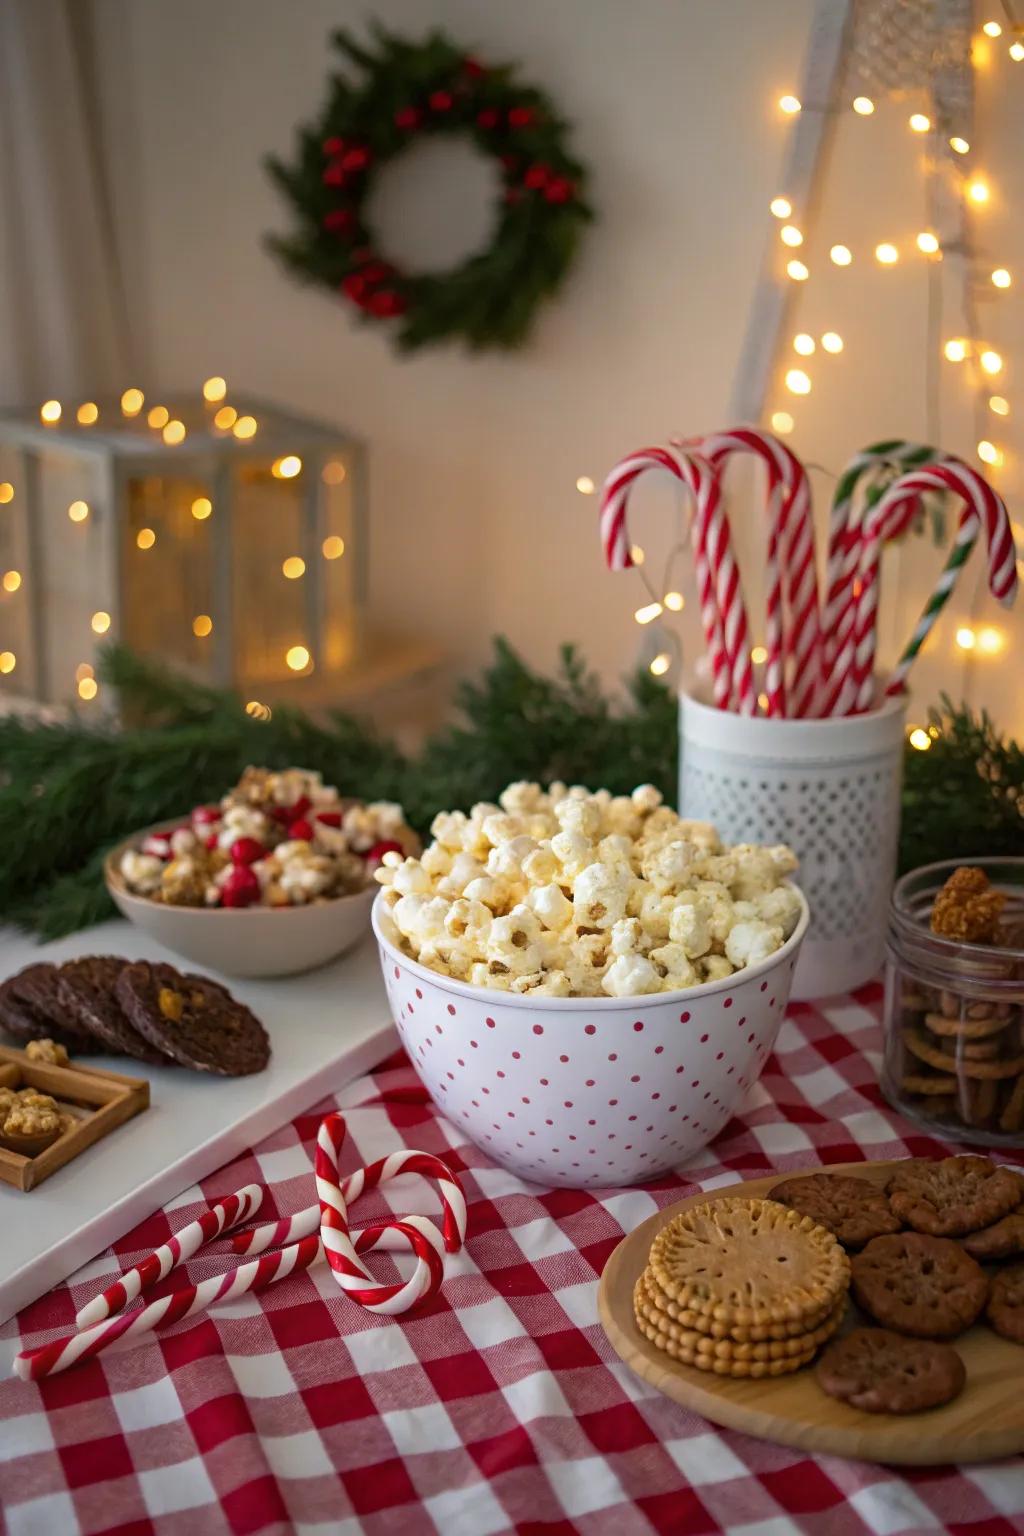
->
(2, 983), (1023, 1536)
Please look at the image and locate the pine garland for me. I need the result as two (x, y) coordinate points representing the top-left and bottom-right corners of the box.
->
(0, 643), (1019, 940)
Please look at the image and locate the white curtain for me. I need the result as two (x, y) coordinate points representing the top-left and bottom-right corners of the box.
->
(0, 0), (133, 407)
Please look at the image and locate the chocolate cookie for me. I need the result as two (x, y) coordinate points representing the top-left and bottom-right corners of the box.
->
(769, 1173), (902, 1249)
(987, 1263), (1024, 1344)
(817, 1327), (965, 1414)
(57, 957), (167, 1065)
(851, 1233), (989, 1338)
(0, 963), (100, 1054)
(962, 1211), (1024, 1261)
(886, 1155), (1022, 1236)
(115, 962), (270, 1076)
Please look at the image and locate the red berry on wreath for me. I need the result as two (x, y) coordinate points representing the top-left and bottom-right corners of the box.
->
(366, 839), (405, 868)
(476, 107), (500, 130)
(221, 865), (261, 908)
(322, 136), (345, 156)
(323, 163), (346, 187)
(524, 163), (550, 190)
(316, 810), (343, 828)
(394, 106), (422, 130)
(462, 57), (485, 78)
(230, 836), (266, 867)
(323, 208), (355, 232)
(508, 106), (535, 128)
(341, 145), (372, 172)
(429, 90), (454, 112)
(368, 289), (407, 318)
(361, 261), (392, 284)
(544, 177), (574, 204)
(342, 273), (367, 301)
(288, 817), (315, 841)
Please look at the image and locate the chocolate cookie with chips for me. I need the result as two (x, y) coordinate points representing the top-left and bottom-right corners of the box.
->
(0, 963), (100, 1054)
(115, 961), (270, 1076)
(57, 956), (168, 1065)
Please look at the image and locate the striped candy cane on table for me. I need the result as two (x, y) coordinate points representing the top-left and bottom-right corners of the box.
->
(849, 460), (1018, 714)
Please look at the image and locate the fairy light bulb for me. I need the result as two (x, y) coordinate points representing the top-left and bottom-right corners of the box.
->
(956, 626), (977, 650)
(40, 400), (61, 425)
(121, 388), (144, 417)
(786, 259), (809, 281)
(634, 602), (663, 625)
(769, 196), (792, 219)
(978, 626), (1003, 653)
(630, 545), (645, 565)
(852, 96), (875, 114)
(136, 527), (156, 550)
(981, 349), (1003, 375)
(992, 268), (1011, 288)
(909, 113), (931, 133)
(663, 591), (684, 611)
(1010, 41), (1024, 60)
(751, 645), (768, 665)
(977, 439), (1003, 466)
(875, 243), (899, 264)
(757, 692), (770, 712)
(2, 570), (21, 593)
(75, 663), (94, 684)
(0, 651), (15, 674)
(944, 338), (968, 362)
(192, 614), (213, 637)
(821, 332), (844, 353)
(785, 368), (811, 395)
(76, 402), (99, 425)
(830, 244), (852, 266)
(213, 405), (237, 430)
(778, 95), (801, 114)
(91, 611), (111, 634)
(989, 395), (1010, 416)
(162, 420), (186, 445)
(983, 20), (1002, 36)
(233, 415), (257, 439)
(322, 535), (345, 559)
(67, 500), (89, 523)
(908, 727), (932, 751)
(780, 225), (803, 247)
(771, 411), (794, 435)
(950, 136), (970, 154)
(916, 231), (940, 254)
(148, 406), (169, 429)
(575, 475), (595, 494)
(272, 455), (303, 479)
(968, 178), (990, 205)
(0, 483), (12, 503)
(202, 376), (227, 402)
(793, 333), (815, 356)
(286, 645), (311, 672)
(191, 497), (212, 520)
(282, 556), (306, 579)
(649, 653), (671, 677)
(77, 677), (98, 701)
(322, 461), (347, 485)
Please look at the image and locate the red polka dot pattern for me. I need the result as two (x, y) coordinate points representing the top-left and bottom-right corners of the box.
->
(379, 944), (800, 1188)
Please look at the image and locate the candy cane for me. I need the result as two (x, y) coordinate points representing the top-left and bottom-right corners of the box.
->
(75, 1184), (263, 1328)
(230, 1144), (467, 1257)
(867, 462), (1017, 708)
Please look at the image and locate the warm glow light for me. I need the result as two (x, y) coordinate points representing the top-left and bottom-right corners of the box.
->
(2, 570), (21, 593)
(968, 178), (990, 204)
(990, 395), (1010, 416)
(575, 475), (595, 494)
(282, 556), (306, 580)
(649, 653), (671, 677)
(664, 591), (685, 611)
(992, 268), (1012, 288)
(944, 338), (968, 362)
(192, 614), (213, 637)
(908, 727), (932, 751)
(77, 402), (99, 425)
(978, 625), (1004, 654)
(68, 500), (89, 523)
(830, 244), (852, 266)
(246, 700), (272, 721)
(956, 626), (977, 650)
(213, 405), (238, 430)
(77, 677), (98, 701)
(121, 388), (144, 416)
(780, 225), (803, 247)
(769, 196), (792, 219)
(75, 662), (94, 683)
(852, 96), (875, 114)
(909, 113), (931, 133)
(983, 19), (1002, 36)
(0, 484), (12, 504)
(634, 602), (663, 625)
(322, 535), (345, 559)
(981, 349), (1003, 375)
(758, 692), (770, 712)
(821, 331), (844, 353)
(136, 527), (156, 550)
(785, 368), (811, 395)
(0, 650), (15, 674)
(778, 95), (801, 114)
(751, 645), (768, 665)
(978, 439), (1003, 465)
(630, 545), (645, 565)
(202, 376), (227, 402)
(916, 231), (940, 254)
(272, 455), (303, 479)
(40, 400), (62, 424)
(786, 259), (809, 281)
(950, 136), (970, 154)
(875, 243), (899, 264)
(91, 611), (111, 634)
(771, 411), (794, 434)
(191, 496), (212, 520)
(1011, 41), (1024, 60)
(322, 460), (347, 485)
(163, 419), (186, 445)
(793, 333), (815, 355)
(147, 406), (169, 429)
(233, 415), (257, 439)
(286, 645), (311, 672)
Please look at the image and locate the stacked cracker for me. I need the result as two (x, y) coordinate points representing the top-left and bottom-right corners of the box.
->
(633, 1197), (850, 1378)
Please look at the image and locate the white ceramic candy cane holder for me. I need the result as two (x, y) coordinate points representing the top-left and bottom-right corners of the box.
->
(679, 691), (907, 1000)
(373, 893), (808, 1188)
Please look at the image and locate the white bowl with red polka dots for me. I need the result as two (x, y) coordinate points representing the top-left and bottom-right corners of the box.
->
(373, 890), (809, 1188)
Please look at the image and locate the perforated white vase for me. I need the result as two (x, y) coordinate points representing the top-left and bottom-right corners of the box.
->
(679, 692), (907, 999)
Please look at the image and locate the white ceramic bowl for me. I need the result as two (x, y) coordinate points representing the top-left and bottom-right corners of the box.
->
(105, 822), (375, 978)
(373, 889), (809, 1187)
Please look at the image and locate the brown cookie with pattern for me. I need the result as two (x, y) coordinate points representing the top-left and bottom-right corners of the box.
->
(768, 1173), (902, 1250)
(115, 961), (270, 1076)
(962, 1211), (1024, 1261)
(57, 957), (168, 1065)
(851, 1233), (988, 1338)
(924, 1009), (1014, 1041)
(987, 1262), (1024, 1344)
(817, 1328), (965, 1415)
(902, 1029), (1024, 1081)
(0, 964), (100, 1054)
(886, 1155), (1022, 1236)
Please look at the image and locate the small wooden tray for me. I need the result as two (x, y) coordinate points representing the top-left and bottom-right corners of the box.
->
(0, 1045), (149, 1192)
(598, 1160), (1024, 1465)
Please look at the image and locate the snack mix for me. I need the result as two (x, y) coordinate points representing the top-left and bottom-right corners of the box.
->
(375, 782), (801, 997)
(119, 767), (417, 910)
(0, 1086), (63, 1143)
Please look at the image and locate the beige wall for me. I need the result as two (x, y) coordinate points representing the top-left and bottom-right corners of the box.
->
(86, 0), (1022, 730)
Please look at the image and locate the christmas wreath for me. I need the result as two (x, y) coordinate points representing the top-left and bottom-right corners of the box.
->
(266, 28), (593, 352)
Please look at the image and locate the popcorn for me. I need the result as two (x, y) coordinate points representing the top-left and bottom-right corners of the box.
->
(375, 782), (798, 996)
(119, 850), (163, 895)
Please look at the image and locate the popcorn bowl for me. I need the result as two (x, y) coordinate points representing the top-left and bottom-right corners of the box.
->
(373, 889), (809, 1188)
(105, 822), (375, 978)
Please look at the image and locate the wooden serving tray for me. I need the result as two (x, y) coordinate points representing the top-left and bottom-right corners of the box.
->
(598, 1160), (1024, 1465)
(0, 1045), (149, 1192)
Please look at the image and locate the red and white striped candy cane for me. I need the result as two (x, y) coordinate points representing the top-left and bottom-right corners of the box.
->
(701, 428), (822, 717)
(75, 1184), (263, 1328)
(850, 460), (1017, 713)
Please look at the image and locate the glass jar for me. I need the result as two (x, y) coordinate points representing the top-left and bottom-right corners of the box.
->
(883, 857), (1024, 1146)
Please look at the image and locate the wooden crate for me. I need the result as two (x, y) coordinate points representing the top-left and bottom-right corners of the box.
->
(0, 1046), (149, 1192)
